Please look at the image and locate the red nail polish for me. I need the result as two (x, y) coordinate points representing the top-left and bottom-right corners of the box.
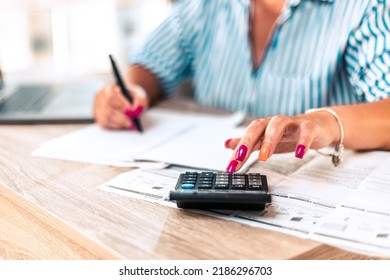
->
(124, 105), (143, 118)
(224, 139), (232, 148)
(124, 108), (132, 118)
(132, 105), (144, 117)
(225, 160), (238, 174)
(295, 144), (306, 159)
(235, 144), (248, 161)
(129, 123), (137, 131)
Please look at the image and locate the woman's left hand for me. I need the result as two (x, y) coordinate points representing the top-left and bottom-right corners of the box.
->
(224, 111), (340, 173)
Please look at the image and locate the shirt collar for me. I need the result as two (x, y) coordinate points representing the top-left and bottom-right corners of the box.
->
(237, 0), (335, 6)
(237, 0), (335, 24)
(278, 0), (334, 25)
(288, 0), (334, 8)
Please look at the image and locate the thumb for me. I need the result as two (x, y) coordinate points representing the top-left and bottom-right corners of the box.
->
(128, 84), (149, 111)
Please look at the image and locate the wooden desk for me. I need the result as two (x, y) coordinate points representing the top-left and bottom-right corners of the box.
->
(0, 124), (382, 260)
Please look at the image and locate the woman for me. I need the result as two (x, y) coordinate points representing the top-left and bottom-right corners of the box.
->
(94, 0), (390, 173)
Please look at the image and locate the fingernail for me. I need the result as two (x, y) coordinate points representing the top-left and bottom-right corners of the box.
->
(124, 108), (132, 118)
(258, 143), (271, 161)
(235, 144), (248, 161)
(224, 138), (232, 148)
(129, 123), (137, 131)
(225, 160), (238, 174)
(295, 144), (306, 159)
(124, 105), (143, 118)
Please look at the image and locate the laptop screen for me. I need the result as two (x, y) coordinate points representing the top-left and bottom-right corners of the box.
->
(0, 65), (104, 124)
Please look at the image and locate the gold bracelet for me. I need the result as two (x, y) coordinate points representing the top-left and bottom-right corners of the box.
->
(305, 108), (344, 167)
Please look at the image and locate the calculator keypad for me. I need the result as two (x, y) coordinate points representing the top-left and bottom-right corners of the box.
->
(170, 171), (271, 210)
(178, 172), (267, 192)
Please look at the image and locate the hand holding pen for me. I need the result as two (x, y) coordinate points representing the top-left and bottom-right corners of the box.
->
(107, 54), (145, 132)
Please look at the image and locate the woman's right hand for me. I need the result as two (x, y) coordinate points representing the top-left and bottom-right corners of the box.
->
(93, 83), (149, 130)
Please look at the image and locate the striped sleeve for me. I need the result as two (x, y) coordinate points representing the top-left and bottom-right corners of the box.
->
(345, 0), (390, 102)
(130, 0), (201, 96)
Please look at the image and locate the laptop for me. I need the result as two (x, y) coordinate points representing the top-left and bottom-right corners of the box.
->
(0, 67), (105, 124)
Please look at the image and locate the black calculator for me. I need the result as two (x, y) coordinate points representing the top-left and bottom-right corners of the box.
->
(169, 172), (271, 210)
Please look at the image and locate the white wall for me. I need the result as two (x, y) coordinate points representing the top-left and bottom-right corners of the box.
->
(0, 0), (171, 77)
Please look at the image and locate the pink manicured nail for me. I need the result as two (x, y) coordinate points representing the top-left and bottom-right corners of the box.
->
(235, 144), (248, 161)
(224, 138), (232, 148)
(295, 144), (306, 159)
(129, 123), (137, 131)
(124, 105), (144, 118)
(225, 160), (238, 174)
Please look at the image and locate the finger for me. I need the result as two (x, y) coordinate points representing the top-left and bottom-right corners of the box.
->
(294, 120), (317, 159)
(121, 85), (149, 120)
(109, 84), (143, 128)
(225, 118), (269, 173)
(94, 84), (133, 129)
(224, 138), (240, 149)
(99, 107), (132, 130)
(96, 100), (131, 129)
(258, 115), (296, 162)
(128, 84), (149, 110)
(110, 85), (133, 109)
(273, 142), (296, 153)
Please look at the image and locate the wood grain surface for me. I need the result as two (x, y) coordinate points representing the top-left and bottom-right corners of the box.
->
(0, 121), (385, 260)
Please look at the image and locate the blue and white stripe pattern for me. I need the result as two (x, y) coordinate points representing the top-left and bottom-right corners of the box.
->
(131, 0), (390, 117)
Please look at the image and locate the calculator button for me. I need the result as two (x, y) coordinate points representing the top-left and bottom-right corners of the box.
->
(200, 172), (214, 177)
(198, 185), (212, 189)
(216, 181), (229, 185)
(216, 179), (229, 183)
(183, 175), (198, 179)
(248, 180), (262, 185)
(197, 181), (212, 186)
(248, 178), (262, 181)
(182, 183), (196, 186)
(214, 184), (229, 189)
(233, 181), (245, 184)
(182, 178), (196, 184)
(199, 176), (213, 179)
(248, 185), (264, 190)
(183, 178), (197, 182)
(181, 183), (195, 189)
(232, 185), (245, 190)
(198, 179), (213, 184)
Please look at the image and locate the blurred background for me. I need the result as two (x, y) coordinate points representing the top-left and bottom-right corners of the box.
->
(0, 0), (173, 79)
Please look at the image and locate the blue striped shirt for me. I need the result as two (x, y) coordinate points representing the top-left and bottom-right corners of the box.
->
(131, 0), (390, 117)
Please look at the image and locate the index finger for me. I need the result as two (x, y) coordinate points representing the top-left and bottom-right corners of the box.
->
(225, 118), (269, 174)
(106, 84), (133, 110)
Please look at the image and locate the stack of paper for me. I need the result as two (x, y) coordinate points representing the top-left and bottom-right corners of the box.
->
(99, 151), (390, 257)
(32, 108), (257, 171)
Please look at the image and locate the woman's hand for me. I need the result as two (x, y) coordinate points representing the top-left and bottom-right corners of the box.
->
(224, 112), (341, 173)
(93, 83), (149, 130)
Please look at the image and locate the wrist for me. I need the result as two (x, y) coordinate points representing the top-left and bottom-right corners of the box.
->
(318, 111), (341, 146)
(306, 108), (342, 146)
(305, 107), (345, 166)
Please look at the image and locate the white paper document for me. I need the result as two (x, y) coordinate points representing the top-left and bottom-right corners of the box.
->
(99, 150), (390, 257)
(32, 108), (255, 171)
